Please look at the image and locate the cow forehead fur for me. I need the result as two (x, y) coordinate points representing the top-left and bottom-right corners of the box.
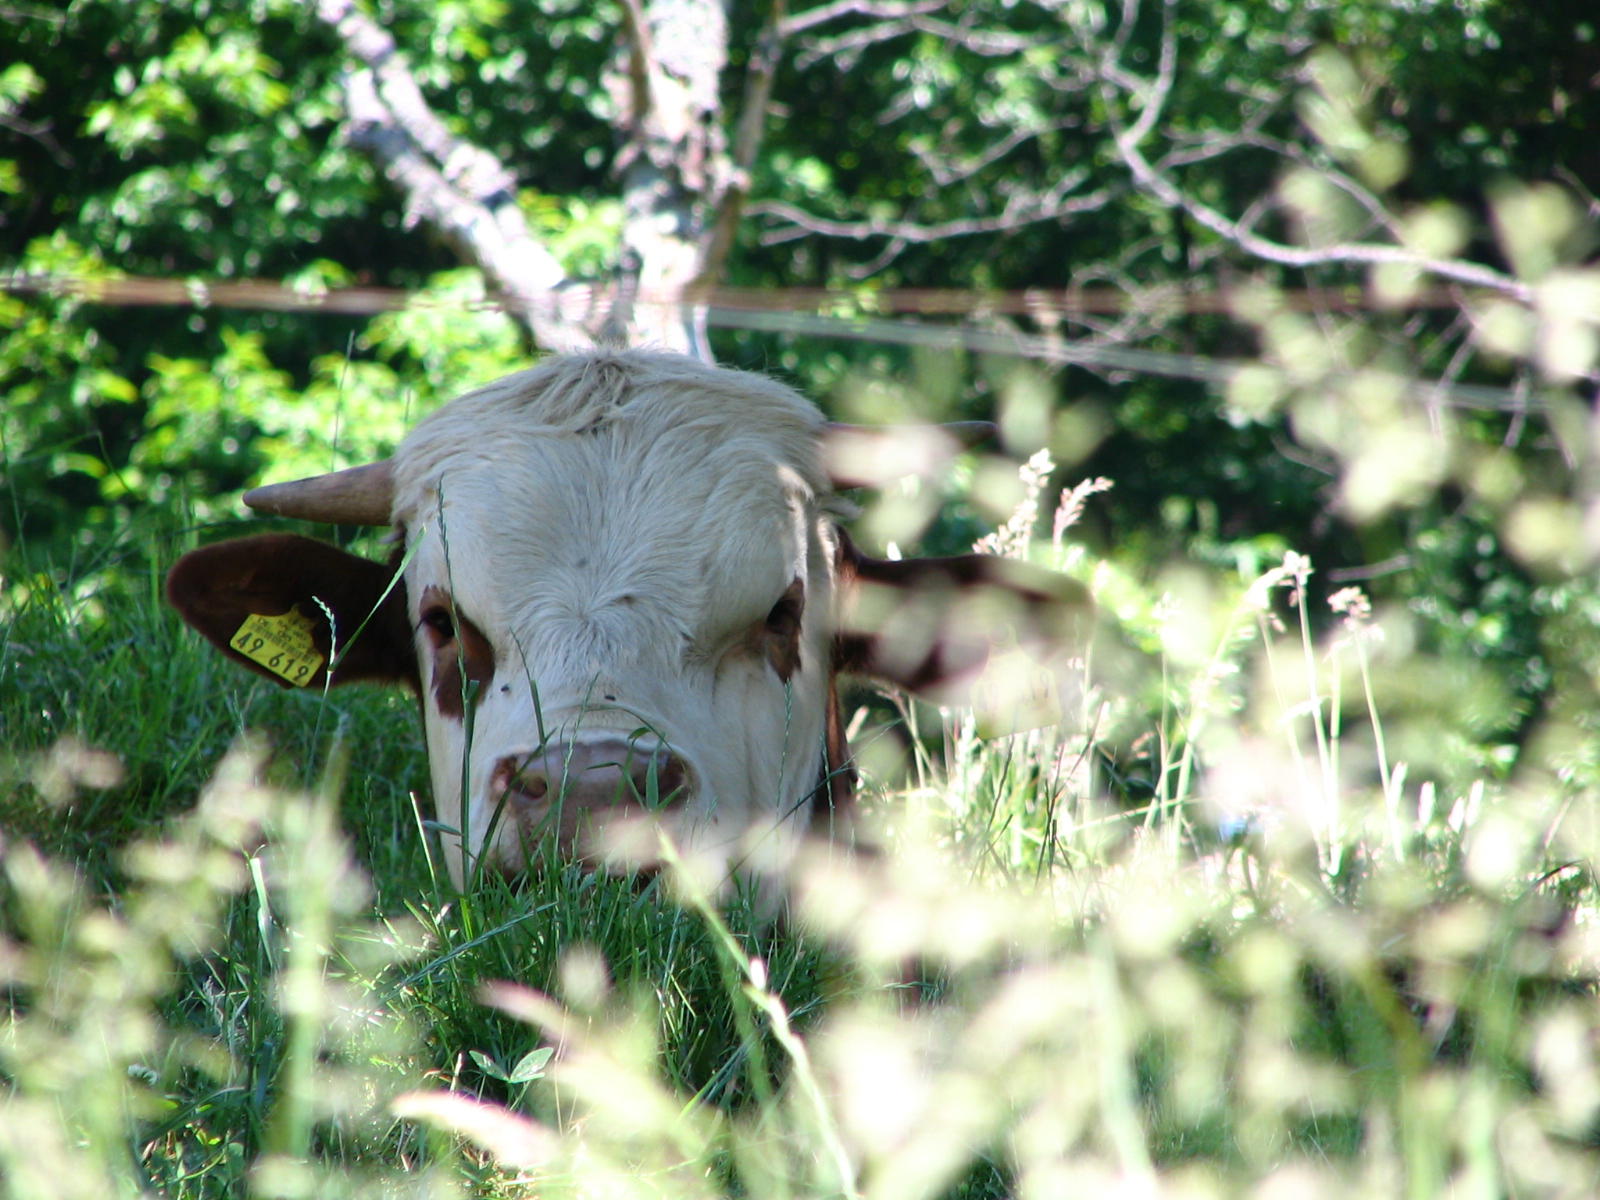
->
(387, 349), (847, 876)
(392, 350), (843, 672)
(396, 351), (828, 483)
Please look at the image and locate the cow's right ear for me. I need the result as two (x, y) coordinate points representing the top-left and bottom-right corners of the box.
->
(831, 528), (1094, 732)
(166, 533), (417, 691)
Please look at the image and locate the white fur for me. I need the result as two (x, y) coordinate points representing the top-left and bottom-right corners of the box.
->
(391, 350), (843, 885)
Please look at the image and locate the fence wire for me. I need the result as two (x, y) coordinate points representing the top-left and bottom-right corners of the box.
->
(3, 271), (1537, 412)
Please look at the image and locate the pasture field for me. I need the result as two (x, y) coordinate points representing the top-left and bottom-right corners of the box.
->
(4, 497), (1600, 1200)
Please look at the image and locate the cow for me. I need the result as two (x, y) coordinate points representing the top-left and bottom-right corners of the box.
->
(167, 349), (1087, 888)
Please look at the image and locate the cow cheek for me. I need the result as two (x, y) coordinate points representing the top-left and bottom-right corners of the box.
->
(707, 656), (812, 816)
(419, 705), (471, 882)
(417, 627), (498, 883)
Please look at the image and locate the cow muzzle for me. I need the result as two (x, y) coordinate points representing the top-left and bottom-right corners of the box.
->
(488, 735), (688, 860)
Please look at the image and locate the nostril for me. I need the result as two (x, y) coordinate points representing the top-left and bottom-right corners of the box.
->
(493, 743), (687, 817)
(493, 758), (550, 802)
(661, 758), (686, 797)
(632, 754), (687, 805)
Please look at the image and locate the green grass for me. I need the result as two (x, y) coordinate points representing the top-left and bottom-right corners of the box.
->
(5, 515), (1600, 1199)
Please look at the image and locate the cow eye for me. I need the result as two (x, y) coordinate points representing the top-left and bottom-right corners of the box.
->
(761, 580), (806, 680)
(765, 580), (805, 642)
(765, 581), (803, 637)
(419, 605), (457, 643)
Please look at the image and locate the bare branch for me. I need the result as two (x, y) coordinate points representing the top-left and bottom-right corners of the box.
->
(1102, 0), (1142, 76)
(1113, 0), (1176, 150)
(909, 122), (1083, 189)
(0, 107), (72, 171)
(732, 14), (785, 175)
(315, 0), (489, 187)
(1097, 0), (1531, 301)
(880, 16), (1046, 56)
(750, 184), (1116, 249)
(0, 46), (71, 169)
(337, 72), (594, 351)
(792, 10), (945, 68)
(794, 6), (1054, 69)
(1176, 129), (1404, 243)
(843, 235), (913, 280)
(780, 0), (944, 38)
(1113, 120), (1528, 300)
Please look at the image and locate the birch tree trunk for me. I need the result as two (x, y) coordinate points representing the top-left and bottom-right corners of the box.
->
(311, 0), (749, 359)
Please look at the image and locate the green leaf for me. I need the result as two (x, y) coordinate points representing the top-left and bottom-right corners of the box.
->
(469, 1049), (508, 1081)
(505, 1047), (553, 1083)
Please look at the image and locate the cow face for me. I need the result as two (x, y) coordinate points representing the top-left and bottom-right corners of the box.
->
(167, 350), (1089, 890)
(388, 354), (844, 881)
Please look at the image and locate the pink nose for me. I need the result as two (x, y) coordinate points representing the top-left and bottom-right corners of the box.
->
(489, 737), (688, 854)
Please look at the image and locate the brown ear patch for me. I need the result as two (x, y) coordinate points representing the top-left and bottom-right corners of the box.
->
(166, 533), (418, 690)
(831, 527), (1092, 694)
(810, 677), (859, 833)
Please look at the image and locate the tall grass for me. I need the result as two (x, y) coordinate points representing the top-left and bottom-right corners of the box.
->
(4, 485), (1600, 1198)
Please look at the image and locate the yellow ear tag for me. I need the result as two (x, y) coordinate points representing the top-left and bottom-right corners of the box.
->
(231, 610), (325, 687)
(970, 648), (1066, 737)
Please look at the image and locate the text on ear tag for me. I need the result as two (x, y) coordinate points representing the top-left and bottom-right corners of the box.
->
(231, 610), (324, 687)
(970, 648), (1067, 737)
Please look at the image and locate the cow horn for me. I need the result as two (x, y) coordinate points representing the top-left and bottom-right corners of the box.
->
(821, 421), (997, 490)
(242, 460), (396, 526)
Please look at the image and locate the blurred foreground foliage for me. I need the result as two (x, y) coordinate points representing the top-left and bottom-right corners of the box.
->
(5, 532), (1600, 1197)
(6, 0), (1600, 1195)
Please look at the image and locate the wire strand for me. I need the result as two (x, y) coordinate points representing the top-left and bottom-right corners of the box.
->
(3, 271), (1535, 411)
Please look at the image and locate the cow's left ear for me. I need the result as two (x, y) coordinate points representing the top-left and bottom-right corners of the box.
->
(167, 533), (418, 691)
(832, 529), (1092, 719)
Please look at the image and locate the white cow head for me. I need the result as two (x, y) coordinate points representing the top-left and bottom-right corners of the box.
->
(168, 350), (1087, 887)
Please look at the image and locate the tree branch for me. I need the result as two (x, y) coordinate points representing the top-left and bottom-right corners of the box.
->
(750, 185), (1116, 249)
(908, 122), (1078, 189)
(780, 0), (944, 38)
(1099, 0), (1530, 301)
(1110, 108), (1528, 300)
